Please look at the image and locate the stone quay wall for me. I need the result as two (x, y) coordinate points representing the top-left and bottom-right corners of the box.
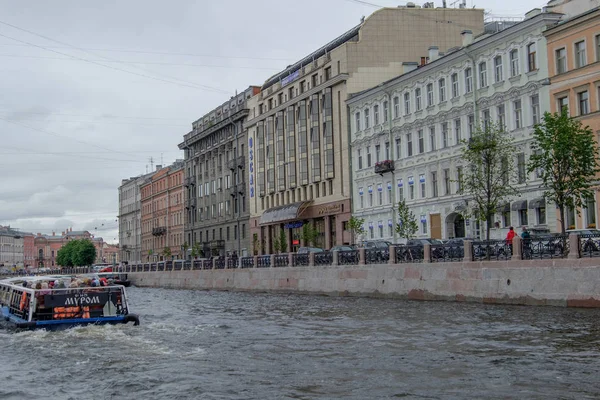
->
(129, 256), (600, 308)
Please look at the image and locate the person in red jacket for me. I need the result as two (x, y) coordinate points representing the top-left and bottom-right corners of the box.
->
(506, 226), (516, 254)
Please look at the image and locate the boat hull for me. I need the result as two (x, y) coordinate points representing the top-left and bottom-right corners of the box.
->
(1, 306), (139, 330)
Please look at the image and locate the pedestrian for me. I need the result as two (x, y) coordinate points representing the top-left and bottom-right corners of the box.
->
(506, 226), (516, 254)
(521, 226), (530, 240)
(521, 226), (531, 258)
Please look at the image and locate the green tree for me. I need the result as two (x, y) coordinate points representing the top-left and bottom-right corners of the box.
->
(395, 199), (418, 241)
(182, 242), (189, 260)
(147, 249), (153, 261)
(460, 122), (520, 241)
(162, 246), (172, 259)
(191, 242), (202, 259)
(252, 233), (260, 255)
(528, 109), (600, 233)
(72, 239), (96, 266)
(347, 216), (365, 245)
(300, 223), (319, 247)
(56, 240), (78, 267)
(272, 229), (287, 254)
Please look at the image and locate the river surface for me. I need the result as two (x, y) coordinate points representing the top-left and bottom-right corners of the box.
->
(1, 288), (600, 399)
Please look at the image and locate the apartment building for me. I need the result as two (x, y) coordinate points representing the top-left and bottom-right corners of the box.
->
(246, 5), (485, 253)
(545, 6), (600, 230)
(118, 172), (152, 264)
(178, 87), (260, 258)
(140, 161), (185, 261)
(0, 225), (24, 266)
(348, 10), (563, 242)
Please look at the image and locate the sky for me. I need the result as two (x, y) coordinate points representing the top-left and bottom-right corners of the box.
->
(0, 0), (544, 243)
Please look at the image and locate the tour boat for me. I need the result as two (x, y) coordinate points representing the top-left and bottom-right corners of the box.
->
(0, 275), (140, 330)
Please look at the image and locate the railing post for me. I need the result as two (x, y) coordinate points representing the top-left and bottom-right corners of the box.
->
(288, 252), (294, 267)
(513, 235), (522, 259)
(253, 255), (258, 268)
(423, 243), (431, 263)
(568, 233), (580, 259)
(464, 240), (473, 261)
(332, 250), (339, 266)
(270, 254), (275, 268)
(212, 257), (217, 270)
(359, 248), (366, 265)
(388, 246), (397, 265)
(309, 252), (315, 267)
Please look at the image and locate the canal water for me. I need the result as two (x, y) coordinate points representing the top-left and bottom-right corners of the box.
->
(1, 288), (600, 400)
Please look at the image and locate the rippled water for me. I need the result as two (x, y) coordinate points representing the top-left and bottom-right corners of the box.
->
(1, 288), (600, 399)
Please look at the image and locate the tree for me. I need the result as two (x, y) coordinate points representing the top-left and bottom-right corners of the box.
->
(56, 240), (78, 267)
(252, 233), (260, 255)
(162, 246), (172, 259)
(347, 216), (365, 245)
(395, 199), (418, 241)
(182, 242), (189, 260)
(147, 249), (153, 261)
(69, 239), (96, 266)
(191, 242), (202, 259)
(272, 229), (287, 254)
(460, 122), (520, 241)
(528, 109), (600, 233)
(300, 223), (319, 247)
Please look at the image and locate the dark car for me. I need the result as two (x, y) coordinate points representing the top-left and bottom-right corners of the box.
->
(363, 240), (392, 262)
(297, 247), (324, 254)
(330, 245), (356, 252)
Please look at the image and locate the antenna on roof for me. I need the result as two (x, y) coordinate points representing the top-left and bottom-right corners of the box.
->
(149, 157), (154, 171)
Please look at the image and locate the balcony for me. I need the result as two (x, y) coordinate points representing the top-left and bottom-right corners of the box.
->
(374, 159), (395, 175)
(227, 155), (246, 170)
(152, 227), (167, 236)
(185, 198), (197, 209)
(228, 184), (246, 197)
(184, 176), (195, 187)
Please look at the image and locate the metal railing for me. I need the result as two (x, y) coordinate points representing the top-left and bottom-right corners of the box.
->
(472, 240), (511, 261)
(338, 250), (359, 265)
(521, 235), (568, 259)
(274, 254), (289, 267)
(202, 259), (212, 270)
(257, 255), (271, 268)
(292, 253), (309, 267)
(214, 257), (225, 269)
(314, 251), (332, 266)
(241, 257), (254, 269)
(430, 244), (464, 262)
(365, 249), (388, 264)
(579, 234), (600, 258)
(226, 257), (237, 269)
(395, 246), (424, 263)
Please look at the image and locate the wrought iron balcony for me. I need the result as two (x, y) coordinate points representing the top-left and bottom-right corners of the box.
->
(185, 198), (197, 209)
(227, 155), (246, 171)
(184, 176), (195, 187)
(374, 159), (395, 174)
(152, 227), (167, 236)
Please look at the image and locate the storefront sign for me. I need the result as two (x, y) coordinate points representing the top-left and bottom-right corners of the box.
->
(281, 70), (300, 87)
(248, 136), (255, 198)
(284, 221), (304, 229)
(292, 239), (300, 245)
(318, 204), (342, 215)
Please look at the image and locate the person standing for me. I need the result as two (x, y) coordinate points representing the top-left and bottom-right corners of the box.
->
(521, 226), (531, 258)
(506, 226), (516, 254)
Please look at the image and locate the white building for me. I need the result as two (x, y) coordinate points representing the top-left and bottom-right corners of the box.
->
(348, 10), (564, 242)
(118, 173), (151, 263)
(0, 226), (24, 266)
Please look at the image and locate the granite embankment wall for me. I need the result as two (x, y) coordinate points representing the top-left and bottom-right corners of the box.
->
(129, 257), (600, 308)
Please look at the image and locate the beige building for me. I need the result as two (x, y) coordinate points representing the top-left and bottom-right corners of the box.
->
(245, 5), (484, 253)
(545, 6), (600, 230)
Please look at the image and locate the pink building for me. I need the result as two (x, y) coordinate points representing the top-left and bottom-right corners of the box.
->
(33, 228), (105, 267)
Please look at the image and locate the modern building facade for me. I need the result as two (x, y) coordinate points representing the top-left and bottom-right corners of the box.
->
(140, 161), (185, 261)
(545, 6), (600, 230)
(118, 172), (152, 264)
(246, 5), (485, 253)
(0, 226), (24, 266)
(178, 87), (260, 258)
(348, 10), (564, 242)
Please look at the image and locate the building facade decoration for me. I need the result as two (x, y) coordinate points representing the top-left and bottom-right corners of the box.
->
(348, 11), (564, 242)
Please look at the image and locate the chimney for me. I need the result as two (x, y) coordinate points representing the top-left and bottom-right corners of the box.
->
(461, 30), (473, 47)
(402, 62), (419, 73)
(428, 46), (440, 62)
(52, 231), (55, 236)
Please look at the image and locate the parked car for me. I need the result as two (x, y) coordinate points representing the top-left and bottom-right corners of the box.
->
(363, 240), (392, 262)
(297, 247), (324, 254)
(330, 245), (356, 252)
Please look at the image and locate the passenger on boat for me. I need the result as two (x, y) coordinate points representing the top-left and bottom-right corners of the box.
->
(19, 282), (29, 318)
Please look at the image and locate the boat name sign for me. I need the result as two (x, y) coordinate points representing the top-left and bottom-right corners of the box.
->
(45, 292), (111, 308)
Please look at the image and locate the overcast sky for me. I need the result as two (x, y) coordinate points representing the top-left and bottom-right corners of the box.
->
(0, 0), (545, 243)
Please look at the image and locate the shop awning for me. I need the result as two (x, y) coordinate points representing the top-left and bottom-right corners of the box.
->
(499, 203), (511, 213)
(528, 197), (546, 209)
(259, 201), (312, 225)
(511, 199), (528, 211)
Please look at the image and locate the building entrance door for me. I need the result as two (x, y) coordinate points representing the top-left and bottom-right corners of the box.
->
(430, 214), (442, 239)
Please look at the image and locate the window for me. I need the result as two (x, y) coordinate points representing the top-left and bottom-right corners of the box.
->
(443, 168), (450, 195)
(451, 73), (459, 98)
(364, 108), (370, 128)
(378, 184), (383, 205)
(415, 88), (422, 111)
(421, 215), (427, 234)
(383, 101), (389, 123)
(393, 96), (400, 118)
(374, 105), (380, 125)
(510, 49), (519, 77)
(368, 186), (373, 206)
(407, 133), (413, 157)
(454, 118), (462, 144)
(531, 95), (539, 125)
(482, 109), (491, 129)
(479, 62), (487, 88)
(468, 114), (475, 137)
(527, 43), (537, 71)
(429, 126), (436, 151)
(586, 197), (596, 227)
(420, 174), (426, 198)
(385, 141), (390, 160)
(519, 209), (528, 226)
(418, 130), (424, 154)
(497, 104), (506, 129)
(355, 112), (361, 131)
(359, 188), (364, 208)
(358, 149), (363, 169)
(375, 144), (381, 163)
(465, 68), (473, 93)
(596, 34), (600, 62)
(395, 138), (401, 159)
(494, 55), (503, 82)
(366, 146), (372, 167)
(558, 96), (569, 112)
(398, 179), (404, 201)
(409, 177), (415, 200)
(556, 47), (567, 74)
(575, 41), (586, 68)
(537, 207), (546, 225)
(517, 152), (526, 183)
(427, 83), (434, 107)
(439, 78), (446, 102)
(378, 222), (383, 238)
(442, 122), (448, 148)
(404, 92), (411, 115)
(431, 171), (438, 198)
(457, 166), (463, 192)
(514, 100), (522, 129)
(387, 181), (392, 204)
(502, 209), (511, 227)
(579, 91), (589, 115)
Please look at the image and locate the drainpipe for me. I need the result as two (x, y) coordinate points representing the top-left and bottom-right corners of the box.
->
(384, 90), (397, 244)
(347, 102), (354, 245)
(462, 47), (479, 126)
